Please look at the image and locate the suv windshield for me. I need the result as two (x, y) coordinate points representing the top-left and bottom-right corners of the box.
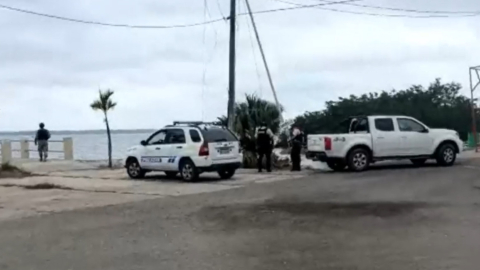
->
(201, 128), (238, 142)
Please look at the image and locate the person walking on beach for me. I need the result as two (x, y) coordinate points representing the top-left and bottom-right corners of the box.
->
(34, 122), (51, 162)
(255, 121), (274, 173)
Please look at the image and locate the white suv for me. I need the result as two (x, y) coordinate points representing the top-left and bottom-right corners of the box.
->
(124, 121), (242, 181)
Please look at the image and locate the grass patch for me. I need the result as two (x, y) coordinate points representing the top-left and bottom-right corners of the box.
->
(0, 162), (31, 178)
(0, 182), (72, 190)
(24, 183), (72, 190)
(1, 162), (21, 171)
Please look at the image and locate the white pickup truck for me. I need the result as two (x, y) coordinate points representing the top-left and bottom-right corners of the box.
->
(306, 115), (463, 172)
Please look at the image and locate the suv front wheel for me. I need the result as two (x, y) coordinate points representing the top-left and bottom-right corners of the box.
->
(126, 158), (146, 179)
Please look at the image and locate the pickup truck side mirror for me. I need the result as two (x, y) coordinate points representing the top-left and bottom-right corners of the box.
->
(419, 129), (429, 133)
(140, 140), (147, 146)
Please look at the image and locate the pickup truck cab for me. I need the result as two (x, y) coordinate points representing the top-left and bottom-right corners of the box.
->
(306, 115), (463, 172)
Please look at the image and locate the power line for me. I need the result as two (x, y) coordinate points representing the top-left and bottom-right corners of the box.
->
(0, 3), (225, 28)
(314, 0), (480, 15)
(3, 0), (472, 31)
(215, 0), (226, 19)
(243, 0), (263, 96)
(201, 0), (208, 121)
(273, 0), (480, 18)
(237, 0), (359, 16)
(0, 1), (358, 29)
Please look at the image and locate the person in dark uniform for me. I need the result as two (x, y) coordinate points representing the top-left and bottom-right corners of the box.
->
(290, 126), (303, 171)
(255, 122), (274, 173)
(34, 122), (51, 162)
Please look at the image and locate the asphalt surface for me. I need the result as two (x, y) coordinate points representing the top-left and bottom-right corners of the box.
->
(2, 160), (480, 270)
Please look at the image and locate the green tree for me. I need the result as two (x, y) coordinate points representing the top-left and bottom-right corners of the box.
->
(218, 94), (283, 167)
(90, 89), (117, 168)
(293, 79), (474, 140)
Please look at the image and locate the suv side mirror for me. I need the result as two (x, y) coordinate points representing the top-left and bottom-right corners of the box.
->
(140, 140), (147, 146)
(420, 129), (429, 133)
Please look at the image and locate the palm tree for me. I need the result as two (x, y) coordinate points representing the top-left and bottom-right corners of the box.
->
(218, 94), (283, 167)
(90, 89), (117, 168)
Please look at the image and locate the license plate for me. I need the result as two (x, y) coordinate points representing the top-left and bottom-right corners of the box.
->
(218, 149), (231, 154)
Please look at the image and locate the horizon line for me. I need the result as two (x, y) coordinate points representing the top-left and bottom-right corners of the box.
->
(0, 128), (157, 134)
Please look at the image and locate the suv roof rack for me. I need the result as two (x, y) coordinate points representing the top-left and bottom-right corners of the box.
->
(167, 121), (227, 129)
(173, 121), (221, 126)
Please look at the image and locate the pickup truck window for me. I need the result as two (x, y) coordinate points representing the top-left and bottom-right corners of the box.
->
(397, 118), (425, 132)
(352, 118), (369, 133)
(374, 118), (394, 131)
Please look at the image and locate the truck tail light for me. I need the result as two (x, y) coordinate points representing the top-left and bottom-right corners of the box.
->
(325, 137), (332, 151)
(199, 142), (209, 156)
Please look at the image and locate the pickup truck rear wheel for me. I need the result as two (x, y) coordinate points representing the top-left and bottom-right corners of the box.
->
(326, 160), (346, 171)
(436, 144), (456, 166)
(347, 148), (370, 172)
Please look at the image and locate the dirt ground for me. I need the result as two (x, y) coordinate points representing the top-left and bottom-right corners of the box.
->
(1, 158), (480, 269)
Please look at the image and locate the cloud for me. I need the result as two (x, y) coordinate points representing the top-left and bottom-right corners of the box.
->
(0, 0), (479, 130)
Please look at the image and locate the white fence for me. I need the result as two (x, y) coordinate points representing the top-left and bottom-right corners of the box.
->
(0, 138), (73, 163)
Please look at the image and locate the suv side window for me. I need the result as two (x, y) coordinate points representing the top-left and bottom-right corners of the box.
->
(165, 129), (186, 144)
(201, 128), (237, 142)
(397, 118), (425, 132)
(189, 129), (202, 143)
(146, 130), (167, 145)
(375, 118), (394, 132)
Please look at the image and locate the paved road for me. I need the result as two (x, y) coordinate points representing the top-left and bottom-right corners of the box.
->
(2, 160), (480, 270)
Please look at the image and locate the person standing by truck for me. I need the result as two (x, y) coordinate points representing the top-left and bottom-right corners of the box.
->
(256, 122), (274, 172)
(34, 122), (51, 162)
(290, 126), (304, 171)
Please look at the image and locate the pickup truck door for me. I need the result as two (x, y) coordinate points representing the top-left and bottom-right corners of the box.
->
(371, 117), (402, 157)
(396, 118), (433, 156)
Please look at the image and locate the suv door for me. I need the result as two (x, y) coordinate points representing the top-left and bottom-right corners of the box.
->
(396, 118), (432, 155)
(162, 129), (187, 171)
(140, 130), (170, 170)
(371, 117), (401, 157)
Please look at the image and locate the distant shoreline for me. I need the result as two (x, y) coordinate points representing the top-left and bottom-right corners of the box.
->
(0, 129), (156, 136)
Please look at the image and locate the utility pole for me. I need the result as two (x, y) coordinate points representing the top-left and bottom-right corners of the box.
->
(227, 0), (236, 130)
(470, 66), (480, 152)
(244, 0), (283, 122)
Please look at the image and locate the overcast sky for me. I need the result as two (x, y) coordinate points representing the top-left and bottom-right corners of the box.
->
(1, 0), (479, 131)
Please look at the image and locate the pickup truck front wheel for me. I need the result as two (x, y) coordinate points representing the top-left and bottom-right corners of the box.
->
(327, 160), (346, 171)
(347, 148), (370, 172)
(436, 144), (456, 166)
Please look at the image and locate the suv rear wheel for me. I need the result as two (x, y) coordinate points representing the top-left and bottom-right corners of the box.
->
(218, 169), (236, 180)
(126, 158), (146, 179)
(180, 159), (199, 182)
